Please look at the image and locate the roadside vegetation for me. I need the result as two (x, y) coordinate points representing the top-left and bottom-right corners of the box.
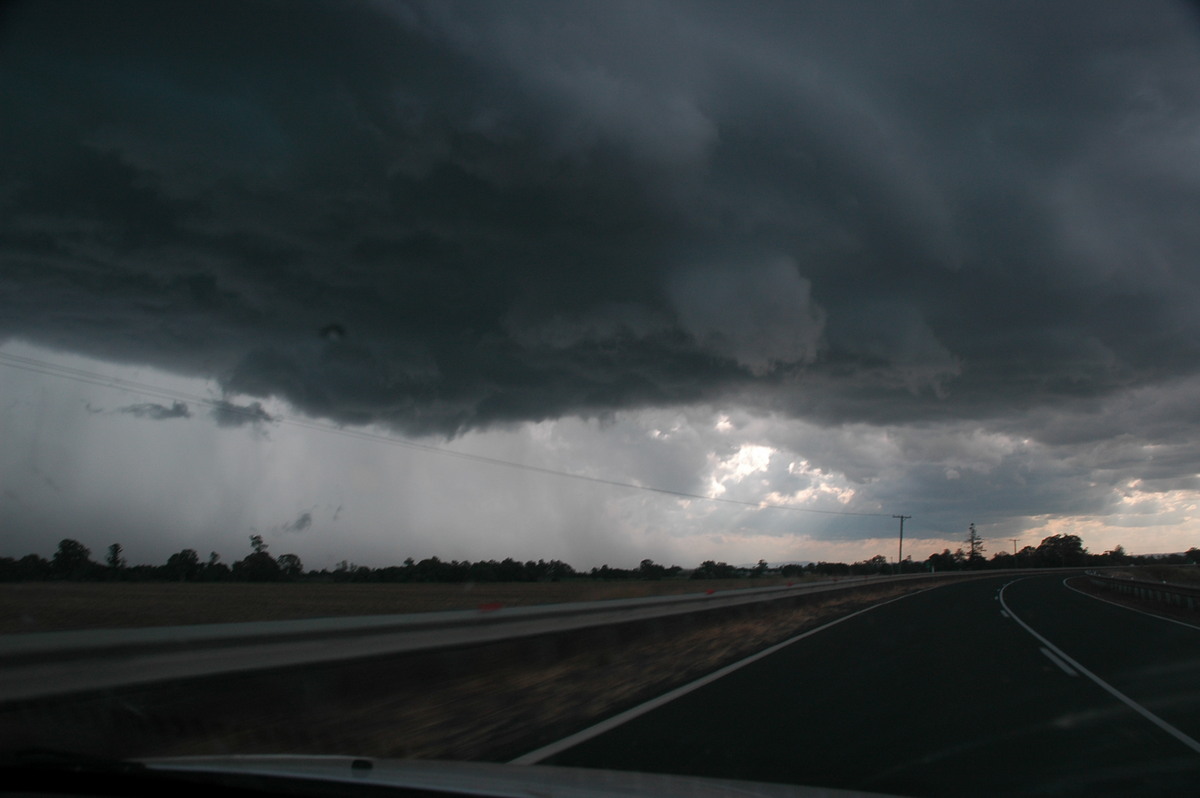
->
(2, 531), (1196, 586)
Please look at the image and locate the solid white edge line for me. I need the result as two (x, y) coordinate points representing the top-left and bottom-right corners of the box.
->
(1000, 578), (1200, 755)
(1039, 646), (1078, 677)
(1062, 576), (1200, 631)
(509, 588), (932, 765)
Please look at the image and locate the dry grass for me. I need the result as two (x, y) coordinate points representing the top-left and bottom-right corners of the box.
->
(0, 576), (838, 634)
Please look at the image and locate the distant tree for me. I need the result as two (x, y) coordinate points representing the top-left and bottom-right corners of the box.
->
(14, 554), (51, 581)
(1185, 547), (1200, 565)
(233, 551), (280, 582)
(200, 552), (231, 582)
(1036, 534), (1087, 567)
(965, 523), (986, 567)
(851, 554), (889, 575)
(751, 559), (769, 578)
(1103, 545), (1130, 565)
(164, 549), (201, 581)
(277, 553), (304, 579)
(807, 561), (850, 577)
(545, 559), (576, 581)
(639, 559), (669, 580)
(926, 549), (958, 572)
(233, 536), (279, 582)
(105, 543), (126, 570)
(690, 560), (738, 579)
(1015, 545), (1041, 568)
(51, 539), (94, 580)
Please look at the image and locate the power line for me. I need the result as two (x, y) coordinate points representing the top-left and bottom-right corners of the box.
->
(0, 350), (896, 519)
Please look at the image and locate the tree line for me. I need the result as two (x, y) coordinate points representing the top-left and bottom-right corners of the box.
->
(1, 531), (1196, 584)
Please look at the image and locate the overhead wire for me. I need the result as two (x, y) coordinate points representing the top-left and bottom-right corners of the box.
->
(0, 350), (895, 518)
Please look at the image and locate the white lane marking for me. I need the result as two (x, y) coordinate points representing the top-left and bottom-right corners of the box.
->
(1000, 579), (1200, 755)
(1039, 646), (1078, 677)
(509, 588), (933, 765)
(1000, 610), (1010, 619)
(1062, 577), (1200, 632)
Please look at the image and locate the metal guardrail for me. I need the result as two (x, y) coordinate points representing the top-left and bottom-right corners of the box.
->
(0, 568), (1046, 702)
(1085, 571), (1200, 612)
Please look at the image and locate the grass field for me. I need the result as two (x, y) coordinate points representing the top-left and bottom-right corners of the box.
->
(0, 575), (840, 634)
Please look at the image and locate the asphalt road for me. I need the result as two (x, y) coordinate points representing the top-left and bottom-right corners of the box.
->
(527, 574), (1200, 797)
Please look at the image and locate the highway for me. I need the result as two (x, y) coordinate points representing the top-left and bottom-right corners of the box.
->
(518, 574), (1200, 797)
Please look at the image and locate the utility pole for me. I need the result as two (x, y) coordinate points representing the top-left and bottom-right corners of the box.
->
(893, 515), (911, 572)
(1010, 538), (1019, 557)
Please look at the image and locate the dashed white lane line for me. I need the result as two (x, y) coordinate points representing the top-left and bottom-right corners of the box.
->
(1000, 578), (1200, 755)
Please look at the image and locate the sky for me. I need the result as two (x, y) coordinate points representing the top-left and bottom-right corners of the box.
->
(4, 0), (1200, 570)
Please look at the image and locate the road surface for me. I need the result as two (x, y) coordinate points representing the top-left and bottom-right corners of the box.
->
(522, 574), (1200, 797)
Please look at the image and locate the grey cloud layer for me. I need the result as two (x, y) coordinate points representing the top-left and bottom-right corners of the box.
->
(4, 0), (1200, 446)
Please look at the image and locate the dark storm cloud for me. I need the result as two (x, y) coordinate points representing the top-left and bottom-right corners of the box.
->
(3, 0), (1200, 444)
(119, 401), (191, 421)
(283, 511), (313, 533)
(211, 400), (273, 428)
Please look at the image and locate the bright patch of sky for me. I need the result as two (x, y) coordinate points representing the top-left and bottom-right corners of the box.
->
(5, 340), (1199, 571)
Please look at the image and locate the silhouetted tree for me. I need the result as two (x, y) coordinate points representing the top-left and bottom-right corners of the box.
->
(200, 551), (231, 582)
(965, 523), (986, 567)
(277, 553), (304, 579)
(639, 559), (669, 580)
(106, 543), (126, 570)
(1036, 534), (1087, 567)
(164, 549), (201, 581)
(233, 536), (280, 582)
(51, 539), (94, 580)
(690, 560), (738, 579)
(1102, 545), (1130, 565)
(926, 549), (958, 571)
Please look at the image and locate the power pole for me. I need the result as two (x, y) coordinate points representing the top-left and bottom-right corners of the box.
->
(893, 515), (911, 572)
(1010, 538), (1019, 557)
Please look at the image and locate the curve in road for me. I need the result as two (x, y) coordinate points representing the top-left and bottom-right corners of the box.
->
(516, 574), (1200, 797)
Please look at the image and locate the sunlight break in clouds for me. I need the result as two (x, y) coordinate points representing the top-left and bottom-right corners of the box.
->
(707, 445), (774, 498)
